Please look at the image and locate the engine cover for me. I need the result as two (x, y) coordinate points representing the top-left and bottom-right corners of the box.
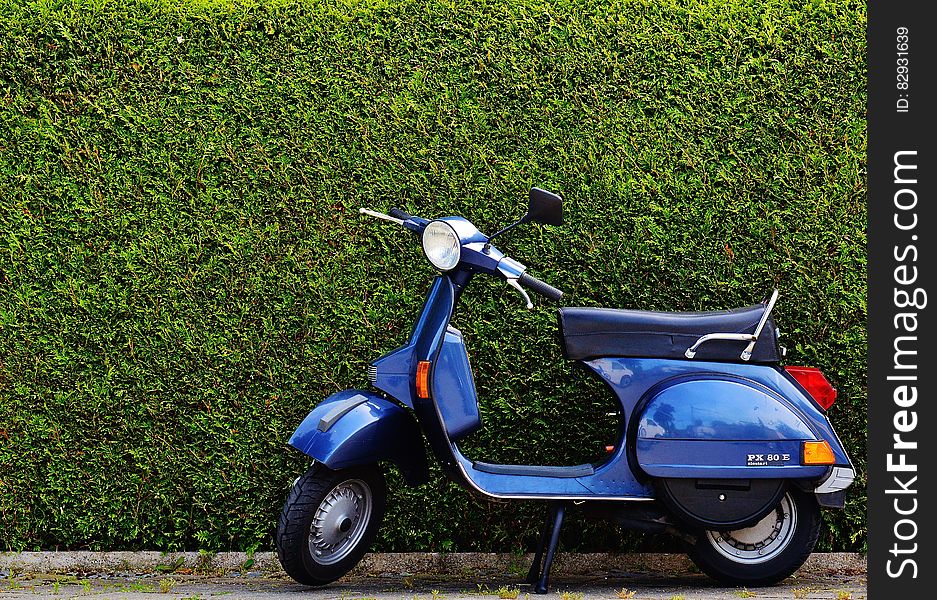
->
(658, 478), (785, 530)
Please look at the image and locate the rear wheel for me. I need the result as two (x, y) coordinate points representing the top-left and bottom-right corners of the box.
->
(276, 463), (386, 586)
(685, 490), (820, 586)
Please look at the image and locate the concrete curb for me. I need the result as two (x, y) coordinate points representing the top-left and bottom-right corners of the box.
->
(0, 552), (865, 577)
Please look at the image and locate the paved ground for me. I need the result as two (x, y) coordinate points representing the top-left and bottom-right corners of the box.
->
(0, 571), (867, 600)
(0, 553), (866, 600)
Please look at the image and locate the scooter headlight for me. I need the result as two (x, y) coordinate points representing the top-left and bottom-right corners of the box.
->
(421, 220), (461, 271)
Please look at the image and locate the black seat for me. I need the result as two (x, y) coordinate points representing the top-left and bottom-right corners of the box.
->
(559, 304), (781, 363)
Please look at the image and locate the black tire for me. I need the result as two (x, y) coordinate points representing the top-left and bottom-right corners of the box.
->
(685, 489), (820, 586)
(276, 463), (386, 586)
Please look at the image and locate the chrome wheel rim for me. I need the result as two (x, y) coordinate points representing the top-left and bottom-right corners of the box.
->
(706, 492), (797, 565)
(308, 479), (372, 565)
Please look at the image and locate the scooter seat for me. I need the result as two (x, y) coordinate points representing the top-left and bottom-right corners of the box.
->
(558, 304), (781, 363)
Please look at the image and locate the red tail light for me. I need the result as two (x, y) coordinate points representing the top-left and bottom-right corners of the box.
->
(785, 366), (837, 410)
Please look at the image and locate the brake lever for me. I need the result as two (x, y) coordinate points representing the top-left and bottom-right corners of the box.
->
(506, 278), (533, 309)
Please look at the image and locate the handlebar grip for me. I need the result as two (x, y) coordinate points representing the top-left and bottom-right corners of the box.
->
(519, 272), (564, 302)
(389, 208), (412, 221)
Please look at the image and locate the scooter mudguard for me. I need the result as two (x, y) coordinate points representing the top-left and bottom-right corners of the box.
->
(635, 375), (849, 480)
(289, 389), (429, 486)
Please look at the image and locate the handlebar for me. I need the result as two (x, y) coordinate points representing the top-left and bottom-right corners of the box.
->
(360, 207), (426, 233)
(519, 272), (564, 301)
(361, 206), (565, 304)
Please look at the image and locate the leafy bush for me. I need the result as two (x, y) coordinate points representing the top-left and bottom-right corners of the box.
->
(0, 0), (865, 552)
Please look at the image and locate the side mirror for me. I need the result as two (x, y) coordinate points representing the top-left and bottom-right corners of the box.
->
(485, 187), (564, 249)
(527, 187), (563, 226)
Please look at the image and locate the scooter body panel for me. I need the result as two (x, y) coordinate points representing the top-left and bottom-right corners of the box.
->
(584, 357), (851, 480)
(434, 327), (483, 441)
(637, 378), (817, 441)
(371, 344), (415, 408)
(288, 389), (429, 485)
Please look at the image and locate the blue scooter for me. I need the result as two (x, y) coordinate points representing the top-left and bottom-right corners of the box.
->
(275, 188), (854, 592)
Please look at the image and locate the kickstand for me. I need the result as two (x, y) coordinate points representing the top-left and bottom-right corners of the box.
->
(525, 501), (566, 594)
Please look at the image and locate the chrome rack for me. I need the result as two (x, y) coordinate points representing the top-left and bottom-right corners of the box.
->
(684, 289), (779, 361)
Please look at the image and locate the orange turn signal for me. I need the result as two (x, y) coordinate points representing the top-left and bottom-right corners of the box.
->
(802, 440), (835, 465)
(416, 361), (431, 399)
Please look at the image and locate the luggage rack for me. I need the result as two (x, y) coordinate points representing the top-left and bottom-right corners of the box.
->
(684, 289), (779, 361)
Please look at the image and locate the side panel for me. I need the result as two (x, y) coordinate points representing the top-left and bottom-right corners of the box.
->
(583, 358), (851, 482)
(289, 389), (429, 486)
(433, 327), (482, 441)
(632, 372), (848, 479)
(637, 379), (817, 441)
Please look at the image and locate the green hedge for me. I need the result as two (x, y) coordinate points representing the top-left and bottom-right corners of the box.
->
(0, 0), (866, 553)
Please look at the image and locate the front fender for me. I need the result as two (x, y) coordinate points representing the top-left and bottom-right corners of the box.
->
(289, 389), (429, 486)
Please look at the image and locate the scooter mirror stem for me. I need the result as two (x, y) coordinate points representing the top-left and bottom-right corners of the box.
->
(484, 214), (530, 252)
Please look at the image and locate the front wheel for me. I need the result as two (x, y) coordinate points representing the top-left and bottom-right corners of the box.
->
(276, 463), (386, 586)
(685, 489), (820, 586)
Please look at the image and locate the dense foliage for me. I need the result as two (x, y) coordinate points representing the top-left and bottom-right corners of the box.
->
(0, 0), (866, 552)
